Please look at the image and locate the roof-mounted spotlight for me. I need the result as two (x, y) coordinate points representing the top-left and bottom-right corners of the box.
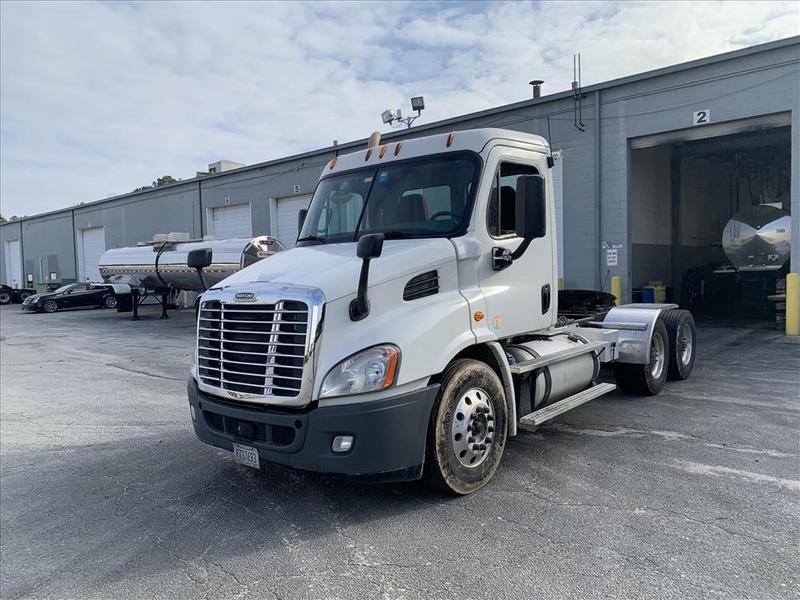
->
(381, 109), (396, 125)
(380, 96), (425, 129)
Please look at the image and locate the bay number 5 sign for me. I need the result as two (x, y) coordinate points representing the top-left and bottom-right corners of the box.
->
(692, 109), (711, 126)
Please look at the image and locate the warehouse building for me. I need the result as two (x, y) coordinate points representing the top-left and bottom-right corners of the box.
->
(2, 37), (798, 324)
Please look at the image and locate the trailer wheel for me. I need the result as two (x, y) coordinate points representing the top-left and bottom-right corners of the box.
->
(104, 296), (118, 309)
(662, 309), (696, 380)
(0, 291), (10, 305)
(613, 319), (669, 396)
(423, 359), (508, 495)
(43, 300), (58, 313)
(17, 290), (32, 303)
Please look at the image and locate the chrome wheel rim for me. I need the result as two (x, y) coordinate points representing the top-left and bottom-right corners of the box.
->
(451, 387), (495, 468)
(679, 322), (693, 365)
(44, 301), (57, 312)
(649, 333), (665, 379)
(107, 297), (117, 308)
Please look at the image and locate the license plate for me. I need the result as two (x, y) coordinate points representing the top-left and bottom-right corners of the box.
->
(232, 443), (260, 469)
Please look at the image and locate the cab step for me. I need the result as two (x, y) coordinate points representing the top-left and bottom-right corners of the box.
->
(518, 382), (617, 431)
(508, 341), (608, 375)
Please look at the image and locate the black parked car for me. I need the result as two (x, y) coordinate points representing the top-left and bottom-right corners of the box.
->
(22, 283), (121, 313)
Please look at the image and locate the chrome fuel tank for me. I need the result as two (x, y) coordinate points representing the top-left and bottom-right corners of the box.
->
(722, 205), (790, 271)
(99, 236), (284, 291)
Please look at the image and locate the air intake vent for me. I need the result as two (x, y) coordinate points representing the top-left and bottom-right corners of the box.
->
(403, 270), (439, 301)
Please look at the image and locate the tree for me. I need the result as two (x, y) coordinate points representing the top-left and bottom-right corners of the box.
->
(133, 175), (180, 192)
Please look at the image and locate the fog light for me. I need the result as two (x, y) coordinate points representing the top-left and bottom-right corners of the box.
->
(189, 404), (196, 422)
(332, 435), (354, 453)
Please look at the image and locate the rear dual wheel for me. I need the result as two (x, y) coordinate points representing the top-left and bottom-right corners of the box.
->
(663, 309), (696, 380)
(424, 359), (508, 495)
(614, 310), (696, 395)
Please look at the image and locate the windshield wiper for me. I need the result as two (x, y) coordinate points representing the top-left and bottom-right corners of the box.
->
(296, 235), (326, 244)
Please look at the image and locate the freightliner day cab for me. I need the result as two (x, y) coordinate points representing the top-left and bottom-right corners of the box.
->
(187, 128), (697, 495)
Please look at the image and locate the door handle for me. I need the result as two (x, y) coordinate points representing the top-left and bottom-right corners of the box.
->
(541, 284), (551, 314)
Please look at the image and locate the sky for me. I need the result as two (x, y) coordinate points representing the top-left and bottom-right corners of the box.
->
(1, 1), (798, 218)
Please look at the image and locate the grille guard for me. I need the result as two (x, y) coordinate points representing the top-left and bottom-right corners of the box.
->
(195, 283), (326, 407)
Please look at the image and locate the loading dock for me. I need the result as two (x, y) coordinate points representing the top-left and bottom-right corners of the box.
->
(630, 113), (791, 323)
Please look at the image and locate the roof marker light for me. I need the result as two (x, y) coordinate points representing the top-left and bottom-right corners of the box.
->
(365, 148), (373, 161)
(379, 145), (387, 158)
(446, 133), (455, 147)
(329, 157), (337, 169)
(394, 143), (402, 156)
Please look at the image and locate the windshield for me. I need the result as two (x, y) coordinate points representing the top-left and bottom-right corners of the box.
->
(53, 284), (74, 294)
(298, 152), (480, 244)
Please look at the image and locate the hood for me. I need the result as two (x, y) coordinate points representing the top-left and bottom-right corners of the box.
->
(213, 238), (456, 301)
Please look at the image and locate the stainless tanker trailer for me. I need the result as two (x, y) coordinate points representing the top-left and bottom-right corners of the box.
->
(98, 234), (284, 317)
(99, 235), (284, 292)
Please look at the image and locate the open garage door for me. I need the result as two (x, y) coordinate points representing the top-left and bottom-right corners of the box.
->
(4, 239), (22, 287)
(630, 121), (791, 324)
(78, 226), (106, 283)
(276, 194), (311, 249)
(209, 203), (252, 239)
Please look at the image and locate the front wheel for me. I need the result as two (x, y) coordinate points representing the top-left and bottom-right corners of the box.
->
(104, 295), (118, 309)
(424, 359), (508, 495)
(613, 319), (669, 396)
(42, 300), (58, 313)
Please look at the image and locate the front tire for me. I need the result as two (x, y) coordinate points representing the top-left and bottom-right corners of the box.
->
(43, 300), (58, 313)
(424, 359), (508, 495)
(613, 319), (669, 396)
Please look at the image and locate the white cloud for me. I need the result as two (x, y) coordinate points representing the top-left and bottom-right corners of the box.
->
(0, 0), (797, 216)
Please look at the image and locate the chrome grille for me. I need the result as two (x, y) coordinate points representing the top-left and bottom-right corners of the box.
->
(197, 300), (309, 397)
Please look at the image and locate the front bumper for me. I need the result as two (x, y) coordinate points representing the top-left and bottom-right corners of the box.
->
(188, 378), (439, 482)
(21, 302), (40, 311)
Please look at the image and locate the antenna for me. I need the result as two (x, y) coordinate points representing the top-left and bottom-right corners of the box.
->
(572, 53), (586, 132)
(546, 115), (555, 169)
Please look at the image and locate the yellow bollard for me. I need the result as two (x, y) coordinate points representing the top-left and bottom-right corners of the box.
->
(611, 276), (622, 306)
(557, 277), (564, 291)
(786, 272), (800, 336)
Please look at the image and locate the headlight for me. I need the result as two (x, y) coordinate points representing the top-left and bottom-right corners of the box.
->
(320, 345), (399, 398)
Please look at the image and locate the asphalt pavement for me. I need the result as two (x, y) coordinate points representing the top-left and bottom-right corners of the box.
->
(1, 303), (798, 599)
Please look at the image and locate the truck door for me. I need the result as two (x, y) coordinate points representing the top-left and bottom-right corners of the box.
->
(476, 149), (556, 336)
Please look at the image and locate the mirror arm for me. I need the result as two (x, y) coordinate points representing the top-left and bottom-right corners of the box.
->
(349, 258), (372, 321)
(492, 238), (533, 271)
(194, 268), (208, 292)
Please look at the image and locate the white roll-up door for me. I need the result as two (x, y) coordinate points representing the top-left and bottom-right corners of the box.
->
(209, 203), (252, 239)
(79, 226), (105, 282)
(4, 239), (22, 287)
(276, 195), (311, 249)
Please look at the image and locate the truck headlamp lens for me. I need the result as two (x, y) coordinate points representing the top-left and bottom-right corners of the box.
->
(320, 345), (399, 398)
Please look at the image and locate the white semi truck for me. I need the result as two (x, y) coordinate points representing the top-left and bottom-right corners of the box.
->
(187, 128), (697, 495)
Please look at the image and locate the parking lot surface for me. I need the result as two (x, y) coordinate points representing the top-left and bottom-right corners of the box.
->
(1, 304), (798, 599)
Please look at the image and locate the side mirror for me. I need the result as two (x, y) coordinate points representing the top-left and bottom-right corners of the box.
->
(515, 174), (546, 240)
(187, 248), (213, 292)
(297, 208), (307, 233)
(187, 248), (213, 270)
(350, 233), (385, 321)
(356, 232), (384, 259)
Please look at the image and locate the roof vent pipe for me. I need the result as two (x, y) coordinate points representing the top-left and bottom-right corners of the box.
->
(368, 131), (381, 148)
(529, 80), (544, 99)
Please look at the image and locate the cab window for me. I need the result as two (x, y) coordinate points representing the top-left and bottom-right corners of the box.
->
(487, 163), (539, 237)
